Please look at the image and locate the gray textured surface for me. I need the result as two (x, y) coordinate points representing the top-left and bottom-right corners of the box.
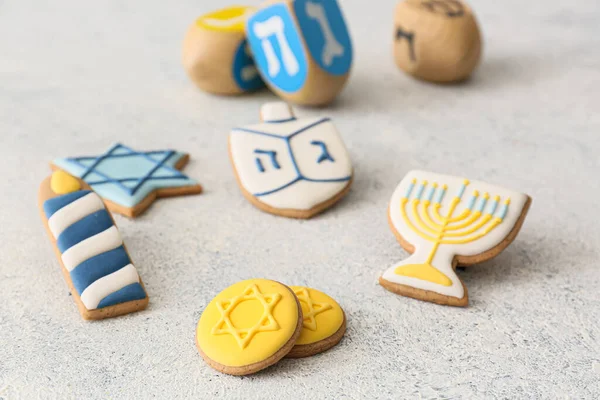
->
(1, 0), (599, 398)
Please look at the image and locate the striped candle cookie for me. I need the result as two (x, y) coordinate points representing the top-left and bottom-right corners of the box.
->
(39, 172), (149, 320)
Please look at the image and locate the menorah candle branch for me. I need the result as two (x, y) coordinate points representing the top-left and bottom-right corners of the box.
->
(380, 170), (532, 307)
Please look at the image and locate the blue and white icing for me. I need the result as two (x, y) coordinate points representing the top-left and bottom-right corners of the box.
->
(230, 102), (352, 210)
(43, 190), (146, 310)
(53, 143), (198, 208)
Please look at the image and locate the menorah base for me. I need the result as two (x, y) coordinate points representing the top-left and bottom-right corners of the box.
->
(394, 263), (453, 286)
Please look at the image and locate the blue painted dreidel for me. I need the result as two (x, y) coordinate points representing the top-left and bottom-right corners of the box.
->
(246, 0), (353, 106)
(182, 6), (265, 95)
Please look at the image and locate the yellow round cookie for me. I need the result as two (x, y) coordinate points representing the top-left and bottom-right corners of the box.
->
(290, 286), (345, 346)
(196, 279), (301, 374)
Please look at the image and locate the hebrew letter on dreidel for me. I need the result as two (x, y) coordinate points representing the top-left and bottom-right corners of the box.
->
(305, 1), (344, 66)
(253, 16), (300, 77)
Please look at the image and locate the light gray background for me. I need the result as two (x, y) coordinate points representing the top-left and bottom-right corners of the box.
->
(1, 0), (599, 398)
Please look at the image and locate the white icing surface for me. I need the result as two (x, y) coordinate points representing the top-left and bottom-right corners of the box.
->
(60, 226), (123, 271)
(230, 113), (352, 210)
(382, 170), (529, 299)
(47, 192), (105, 239)
(260, 102), (293, 122)
(79, 264), (139, 310)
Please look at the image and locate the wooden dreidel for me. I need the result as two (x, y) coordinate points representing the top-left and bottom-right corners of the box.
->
(245, 0), (353, 106)
(182, 6), (265, 95)
(393, 0), (482, 83)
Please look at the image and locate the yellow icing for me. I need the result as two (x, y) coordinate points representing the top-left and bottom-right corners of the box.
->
(290, 286), (344, 346)
(395, 179), (508, 285)
(50, 170), (81, 194)
(196, 6), (255, 32)
(394, 263), (453, 286)
(196, 279), (299, 367)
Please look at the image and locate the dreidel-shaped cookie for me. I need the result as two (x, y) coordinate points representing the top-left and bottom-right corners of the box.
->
(393, 0), (482, 83)
(245, 0), (353, 106)
(229, 102), (353, 218)
(183, 6), (265, 95)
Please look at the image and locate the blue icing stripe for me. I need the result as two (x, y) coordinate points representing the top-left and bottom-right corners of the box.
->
(97, 282), (146, 309)
(246, 3), (308, 93)
(293, 0), (352, 75)
(56, 210), (113, 253)
(70, 246), (131, 294)
(43, 190), (92, 218)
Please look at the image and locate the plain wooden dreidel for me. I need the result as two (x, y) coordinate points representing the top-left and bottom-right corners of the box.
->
(182, 6), (265, 95)
(393, 0), (482, 83)
(245, 0), (353, 106)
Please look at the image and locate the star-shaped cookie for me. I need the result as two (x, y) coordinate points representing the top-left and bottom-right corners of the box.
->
(51, 143), (202, 217)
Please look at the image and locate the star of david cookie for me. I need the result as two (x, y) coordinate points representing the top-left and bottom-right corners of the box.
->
(229, 102), (353, 218)
(51, 143), (203, 218)
(38, 171), (149, 320)
(380, 170), (532, 306)
(286, 286), (346, 358)
(196, 279), (302, 375)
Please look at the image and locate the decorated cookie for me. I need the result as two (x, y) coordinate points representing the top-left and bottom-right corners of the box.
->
(51, 143), (203, 218)
(393, 0), (482, 83)
(38, 171), (149, 320)
(183, 6), (265, 95)
(246, 0), (353, 105)
(286, 286), (345, 358)
(380, 170), (532, 306)
(229, 102), (353, 218)
(196, 279), (302, 375)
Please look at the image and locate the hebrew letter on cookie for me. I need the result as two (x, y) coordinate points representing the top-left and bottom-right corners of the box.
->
(229, 102), (353, 218)
(247, 4), (308, 92)
(380, 170), (531, 306)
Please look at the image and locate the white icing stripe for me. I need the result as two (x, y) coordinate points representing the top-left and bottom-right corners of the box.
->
(48, 193), (105, 239)
(60, 226), (123, 272)
(79, 264), (140, 310)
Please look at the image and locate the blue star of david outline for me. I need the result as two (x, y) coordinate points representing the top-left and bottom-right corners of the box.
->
(232, 118), (351, 197)
(64, 143), (190, 196)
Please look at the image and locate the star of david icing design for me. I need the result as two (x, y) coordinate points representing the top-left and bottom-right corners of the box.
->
(52, 143), (202, 215)
(211, 284), (282, 349)
(293, 287), (332, 331)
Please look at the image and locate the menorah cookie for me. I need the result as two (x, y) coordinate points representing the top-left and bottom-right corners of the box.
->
(38, 171), (149, 320)
(51, 143), (203, 218)
(380, 170), (531, 306)
(393, 0), (482, 83)
(246, 0), (353, 106)
(229, 102), (353, 219)
(196, 279), (302, 375)
(286, 286), (346, 358)
(183, 6), (265, 95)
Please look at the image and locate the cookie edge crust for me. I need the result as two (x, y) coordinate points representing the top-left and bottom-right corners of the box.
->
(195, 282), (303, 376)
(286, 310), (346, 358)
